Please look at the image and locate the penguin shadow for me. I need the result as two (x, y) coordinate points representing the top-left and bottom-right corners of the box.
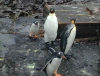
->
(34, 71), (46, 76)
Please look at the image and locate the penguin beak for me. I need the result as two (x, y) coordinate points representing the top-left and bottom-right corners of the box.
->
(61, 56), (67, 59)
(71, 20), (75, 24)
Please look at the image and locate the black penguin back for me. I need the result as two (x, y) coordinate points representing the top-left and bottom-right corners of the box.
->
(60, 24), (75, 53)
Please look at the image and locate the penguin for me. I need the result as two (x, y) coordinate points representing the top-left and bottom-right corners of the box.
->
(60, 19), (76, 57)
(42, 0), (49, 18)
(44, 8), (58, 47)
(29, 21), (39, 39)
(41, 48), (66, 76)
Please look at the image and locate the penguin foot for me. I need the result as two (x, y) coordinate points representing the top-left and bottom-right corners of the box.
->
(64, 54), (72, 60)
(54, 72), (62, 76)
(28, 35), (38, 41)
(28, 35), (38, 40)
(55, 74), (61, 76)
(65, 54), (76, 60)
(33, 35), (38, 39)
(29, 32), (38, 39)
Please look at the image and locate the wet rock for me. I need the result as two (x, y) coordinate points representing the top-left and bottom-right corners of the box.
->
(0, 34), (99, 76)
(0, 18), (12, 24)
(0, 38), (9, 57)
(2, 37), (47, 76)
(0, 1), (100, 76)
(0, 18), (13, 33)
(3, 51), (27, 76)
(3, 0), (12, 5)
(0, 34), (16, 46)
(2, 64), (9, 76)
(18, 26), (30, 35)
(0, 0), (100, 18)
(0, 58), (4, 69)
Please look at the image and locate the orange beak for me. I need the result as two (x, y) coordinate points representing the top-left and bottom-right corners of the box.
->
(61, 56), (67, 59)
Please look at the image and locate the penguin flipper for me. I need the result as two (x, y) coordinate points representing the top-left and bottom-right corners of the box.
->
(60, 31), (69, 53)
(60, 25), (69, 52)
(60, 25), (69, 38)
(41, 57), (53, 72)
(41, 53), (56, 72)
(48, 47), (56, 54)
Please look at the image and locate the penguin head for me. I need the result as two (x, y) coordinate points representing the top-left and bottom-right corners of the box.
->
(55, 52), (66, 59)
(50, 8), (55, 14)
(71, 19), (76, 24)
(34, 21), (39, 26)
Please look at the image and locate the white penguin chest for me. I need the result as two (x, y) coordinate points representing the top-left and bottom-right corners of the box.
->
(30, 25), (39, 34)
(44, 16), (58, 34)
(47, 58), (62, 76)
(68, 26), (76, 41)
(64, 26), (76, 54)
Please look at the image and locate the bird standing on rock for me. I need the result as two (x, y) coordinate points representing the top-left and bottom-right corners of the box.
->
(44, 8), (58, 47)
(41, 48), (66, 76)
(60, 19), (76, 58)
(29, 21), (39, 39)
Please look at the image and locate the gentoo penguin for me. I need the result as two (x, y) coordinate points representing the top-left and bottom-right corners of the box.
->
(44, 8), (58, 47)
(29, 21), (39, 38)
(60, 19), (76, 57)
(41, 49), (66, 76)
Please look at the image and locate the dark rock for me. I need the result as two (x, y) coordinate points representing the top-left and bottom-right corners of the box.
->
(3, 0), (12, 5)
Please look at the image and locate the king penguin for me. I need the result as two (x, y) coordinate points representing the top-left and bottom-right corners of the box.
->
(60, 19), (76, 57)
(44, 8), (58, 47)
(29, 21), (39, 38)
(41, 48), (66, 76)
